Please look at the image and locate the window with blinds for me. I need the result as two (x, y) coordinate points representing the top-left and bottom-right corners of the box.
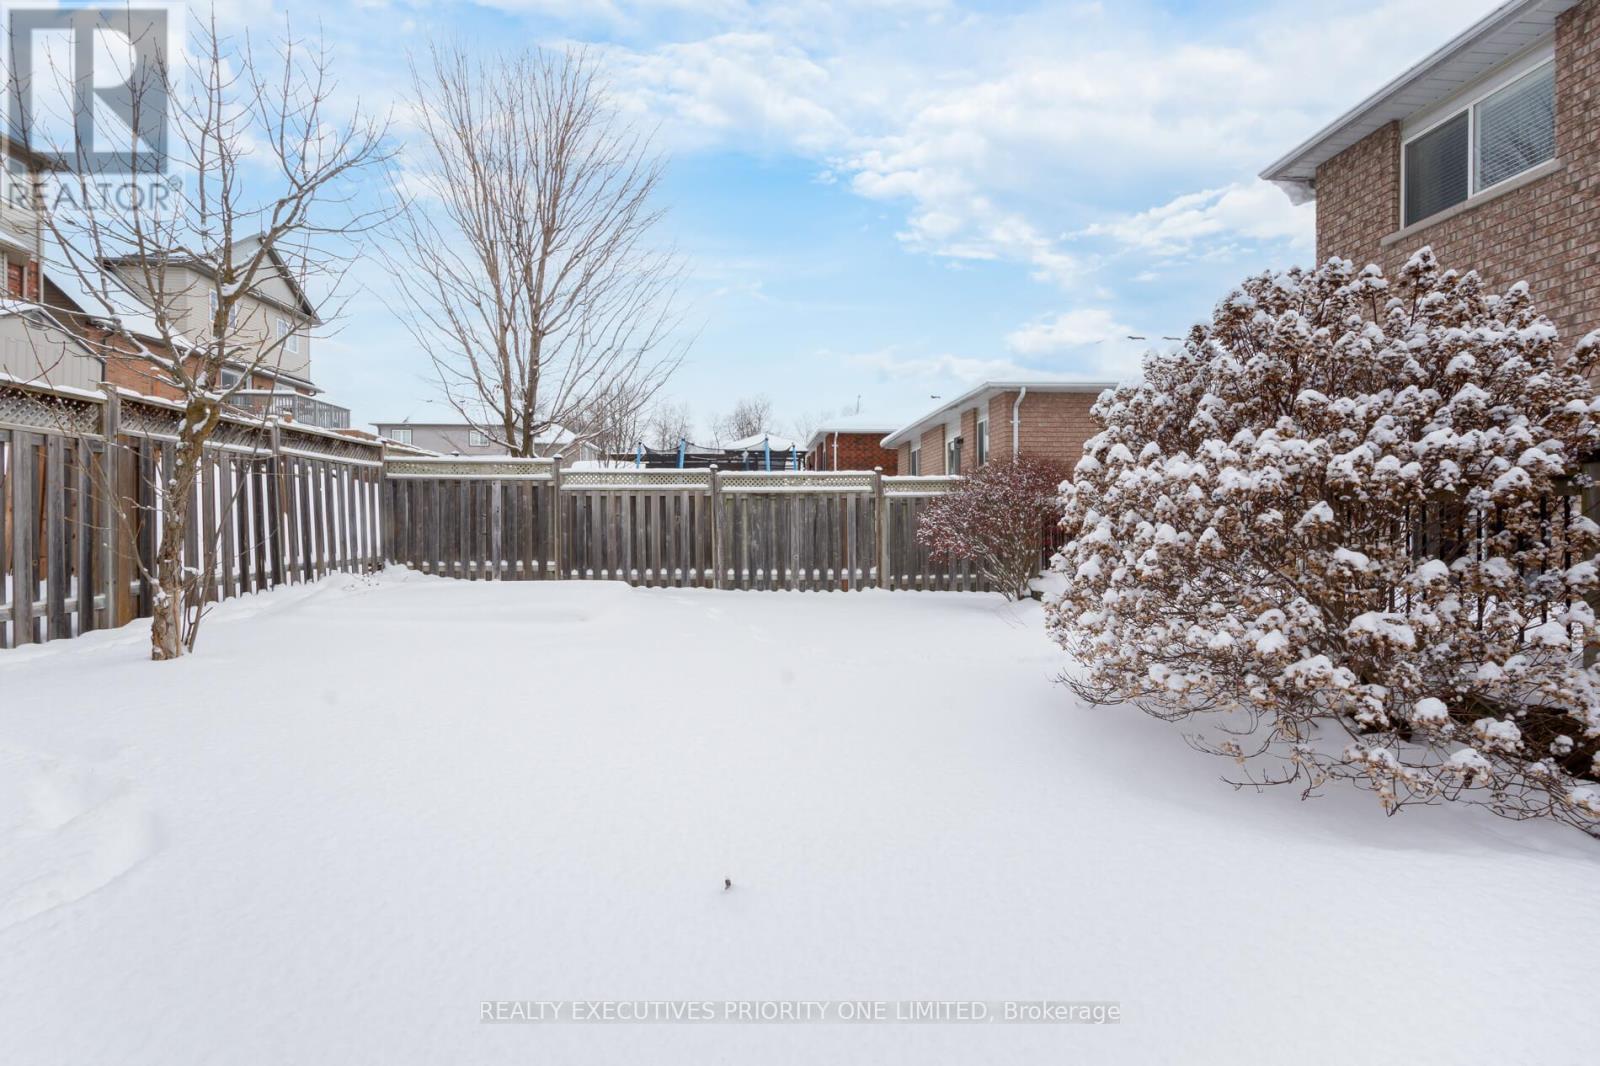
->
(1476, 63), (1555, 191)
(1402, 58), (1556, 228)
(1404, 113), (1469, 227)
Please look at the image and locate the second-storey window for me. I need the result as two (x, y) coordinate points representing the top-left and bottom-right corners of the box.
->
(389, 427), (412, 445)
(1403, 59), (1555, 227)
(209, 290), (240, 327)
(468, 429), (489, 448)
(276, 317), (301, 354)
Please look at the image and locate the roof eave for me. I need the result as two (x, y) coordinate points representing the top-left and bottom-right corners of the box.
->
(1260, 0), (1575, 191)
(880, 379), (1118, 449)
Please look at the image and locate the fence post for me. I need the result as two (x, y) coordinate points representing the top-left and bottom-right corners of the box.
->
(708, 464), (723, 590)
(378, 445), (389, 566)
(550, 454), (564, 579)
(873, 466), (888, 590)
(267, 420), (287, 587)
(98, 384), (127, 627)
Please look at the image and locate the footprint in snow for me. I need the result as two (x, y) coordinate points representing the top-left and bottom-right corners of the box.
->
(0, 746), (161, 933)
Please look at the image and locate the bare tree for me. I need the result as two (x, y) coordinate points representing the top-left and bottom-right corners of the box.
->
(573, 381), (649, 462)
(645, 399), (695, 449)
(16, 14), (392, 659)
(385, 44), (685, 458)
(712, 394), (773, 444)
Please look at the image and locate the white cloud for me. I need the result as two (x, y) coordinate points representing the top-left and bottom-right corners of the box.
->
(846, 348), (1046, 384)
(1081, 180), (1314, 258)
(595, 0), (1491, 288)
(608, 32), (852, 154)
(1006, 308), (1131, 354)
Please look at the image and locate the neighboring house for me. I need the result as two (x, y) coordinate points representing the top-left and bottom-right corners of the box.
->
(0, 234), (192, 394)
(881, 381), (1114, 476)
(803, 416), (900, 472)
(101, 237), (347, 428)
(1262, 0), (1599, 346)
(372, 420), (600, 464)
(0, 204), (350, 428)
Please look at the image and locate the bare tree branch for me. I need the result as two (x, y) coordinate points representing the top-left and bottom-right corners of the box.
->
(381, 44), (686, 458)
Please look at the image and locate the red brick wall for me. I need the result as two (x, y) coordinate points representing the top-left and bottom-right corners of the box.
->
(919, 425), (946, 475)
(985, 390), (1100, 468)
(986, 394), (1015, 464)
(807, 432), (898, 472)
(1314, 0), (1600, 347)
(958, 407), (979, 472)
(1315, 121), (1401, 265)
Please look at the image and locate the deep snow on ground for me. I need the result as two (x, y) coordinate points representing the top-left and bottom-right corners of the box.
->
(1, 569), (1595, 1065)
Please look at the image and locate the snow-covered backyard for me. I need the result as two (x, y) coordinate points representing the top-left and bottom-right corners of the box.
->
(1, 570), (1594, 1064)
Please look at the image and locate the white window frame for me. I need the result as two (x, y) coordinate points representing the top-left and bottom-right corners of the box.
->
(209, 289), (242, 328)
(389, 427), (412, 445)
(1400, 45), (1556, 228)
(976, 410), (989, 466)
(909, 441), (920, 476)
(276, 316), (301, 354)
(218, 367), (242, 388)
(468, 429), (490, 448)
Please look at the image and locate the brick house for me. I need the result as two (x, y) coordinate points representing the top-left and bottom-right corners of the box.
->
(1262, 0), (1599, 347)
(804, 416), (900, 472)
(0, 229), (349, 427)
(880, 381), (1114, 476)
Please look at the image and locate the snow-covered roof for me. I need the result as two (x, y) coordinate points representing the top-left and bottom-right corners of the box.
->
(371, 419), (578, 445)
(803, 414), (901, 452)
(38, 232), (194, 349)
(880, 380), (1118, 449)
(102, 233), (323, 324)
(1261, 0), (1576, 202)
(725, 432), (801, 452)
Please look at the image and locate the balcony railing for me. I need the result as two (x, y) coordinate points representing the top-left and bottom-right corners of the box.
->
(229, 390), (351, 430)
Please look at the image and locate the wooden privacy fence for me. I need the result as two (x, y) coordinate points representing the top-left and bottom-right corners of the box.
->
(1, 377), (384, 649)
(383, 459), (991, 591)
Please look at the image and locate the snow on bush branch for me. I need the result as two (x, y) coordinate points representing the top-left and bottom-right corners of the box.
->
(918, 456), (1072, 600)
(1047, 249), (1600, 837)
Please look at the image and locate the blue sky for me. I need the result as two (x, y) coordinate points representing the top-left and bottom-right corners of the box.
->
(268, 0), (1503, 437)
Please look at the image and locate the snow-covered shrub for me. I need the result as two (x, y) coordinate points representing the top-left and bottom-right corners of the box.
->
(918, 456), (1071, 600)
(1048, 249), (1600, 838)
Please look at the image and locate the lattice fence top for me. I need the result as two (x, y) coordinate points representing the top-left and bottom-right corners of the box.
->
(385, 456), (557, 480)
(718, 471), (876, 494)
(884, 475), (962, 496)
(0, 379), (102, 436)
(560, 468), (711, 490)
(0, 378), (384, 465)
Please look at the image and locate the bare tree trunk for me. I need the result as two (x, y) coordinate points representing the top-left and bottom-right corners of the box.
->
(149, 470), (191, 660)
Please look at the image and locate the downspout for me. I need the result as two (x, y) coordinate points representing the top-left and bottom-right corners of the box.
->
(1010, 386), (1027, 462)
(832, 431), (839, 471)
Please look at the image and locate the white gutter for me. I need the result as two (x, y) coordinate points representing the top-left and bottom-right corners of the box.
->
(1010, 386), (1027, 460)
(879, 379), (1117, 449)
